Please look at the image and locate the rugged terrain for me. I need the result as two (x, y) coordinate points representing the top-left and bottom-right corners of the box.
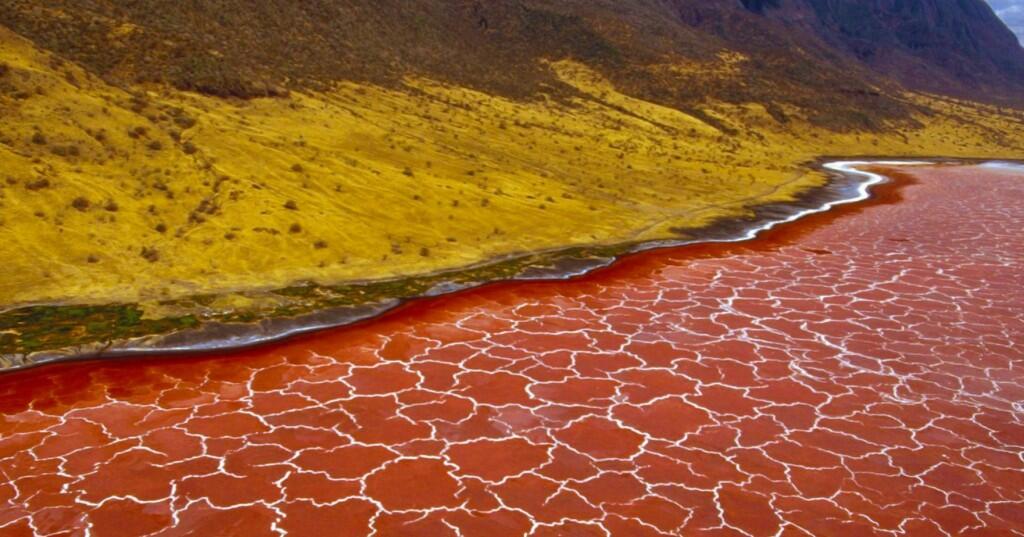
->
(0, 0), (1022, 357)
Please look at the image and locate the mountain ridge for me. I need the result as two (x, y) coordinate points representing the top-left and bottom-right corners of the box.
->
(3, 0), (1022, 119)
(754, 0), (1024, 100)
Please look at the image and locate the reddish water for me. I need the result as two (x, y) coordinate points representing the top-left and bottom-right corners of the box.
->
(1, 164), (1023, 537)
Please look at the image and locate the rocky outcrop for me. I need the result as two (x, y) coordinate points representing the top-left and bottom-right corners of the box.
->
(739, 0), (1024, 101)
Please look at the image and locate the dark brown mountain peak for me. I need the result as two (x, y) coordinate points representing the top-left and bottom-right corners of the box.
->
(762, 0), (1024, 101)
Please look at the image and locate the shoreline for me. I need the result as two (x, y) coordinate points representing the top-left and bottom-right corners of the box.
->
(0, 158), (998, 372)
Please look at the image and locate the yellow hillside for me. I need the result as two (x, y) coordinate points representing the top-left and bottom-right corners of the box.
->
(1, 27), (1022, 314)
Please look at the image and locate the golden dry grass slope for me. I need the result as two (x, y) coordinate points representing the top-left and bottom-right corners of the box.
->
(1, 26), (1022, 316)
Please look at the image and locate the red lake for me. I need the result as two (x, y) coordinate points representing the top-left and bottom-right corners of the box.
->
(1, 163), (1022, 536)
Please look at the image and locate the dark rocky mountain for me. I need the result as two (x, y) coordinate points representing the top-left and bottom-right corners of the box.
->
(0, 0), (1020, 117)
(747, 0), (1024, 100)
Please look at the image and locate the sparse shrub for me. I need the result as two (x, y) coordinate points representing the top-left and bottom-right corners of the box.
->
(128, 126), (147, 139)
(0, 63), (8, 77)
(103, 200), (119, 212)
(31, 132), (47, 145)
(71, 197), (90, 211)
(129, 94), (148, 113)
(419, 247), (430, 257)
(155, 223), (168, 233)
(182, 141), (198, 155)
(283, 200), (298, 210)
(86, 254), (99, 264)
(173, 115), (197, 129)
(291, 163), (304, 173)
(51, 145), (80, 157)
(25, 178), (51, 191)
(195, 197), (217, 215)
(313, 239), (327, 249)
(140, 247), (159, 262)
(402, 167), (414, 177)
(289, 223), (302, 234)
(147, 140), (163, 151)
